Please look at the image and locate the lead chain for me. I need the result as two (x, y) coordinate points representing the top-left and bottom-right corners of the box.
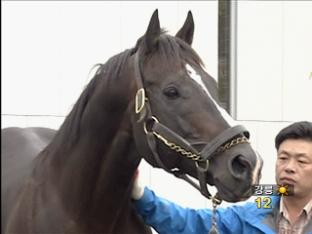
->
(208, 198), (219, 234)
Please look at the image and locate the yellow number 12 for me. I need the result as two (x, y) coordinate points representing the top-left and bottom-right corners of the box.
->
(255, 197), (272, 209)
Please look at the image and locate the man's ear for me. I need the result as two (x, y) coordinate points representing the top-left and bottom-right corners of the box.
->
(144, 9), (161, 53)
(176, 11), (194, 45)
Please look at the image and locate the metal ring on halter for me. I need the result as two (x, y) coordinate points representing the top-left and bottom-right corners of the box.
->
(195, 160), (209, 172)
(143, 116), (159, 134)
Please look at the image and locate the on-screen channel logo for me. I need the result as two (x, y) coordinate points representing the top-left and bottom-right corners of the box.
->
(252, 184), (294, 196)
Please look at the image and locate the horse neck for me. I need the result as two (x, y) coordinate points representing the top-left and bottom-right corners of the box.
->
(36, 54), (141, 226)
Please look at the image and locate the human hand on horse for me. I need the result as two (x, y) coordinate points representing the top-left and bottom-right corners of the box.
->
(131, 169), (145, 200)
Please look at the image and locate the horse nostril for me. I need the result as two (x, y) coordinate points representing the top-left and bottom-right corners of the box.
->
(231, 155), (251, 178)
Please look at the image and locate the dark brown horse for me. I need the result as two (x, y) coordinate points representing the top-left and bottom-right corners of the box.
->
(2, 10), (262, 234)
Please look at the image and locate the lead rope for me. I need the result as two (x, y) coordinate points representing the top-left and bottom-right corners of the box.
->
(208, 197), (219, 234)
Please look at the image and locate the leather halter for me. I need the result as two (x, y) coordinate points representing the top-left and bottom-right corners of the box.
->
(132, 52), (250, 204)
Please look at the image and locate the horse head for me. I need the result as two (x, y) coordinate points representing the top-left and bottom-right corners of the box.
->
(131, 10), (262, 203)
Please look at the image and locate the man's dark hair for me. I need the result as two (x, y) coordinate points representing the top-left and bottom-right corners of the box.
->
(275, 121), (312, 150)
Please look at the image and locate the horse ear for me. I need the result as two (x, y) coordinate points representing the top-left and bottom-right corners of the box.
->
(145, 9), (161, 52)
(176, 11), (194, 45)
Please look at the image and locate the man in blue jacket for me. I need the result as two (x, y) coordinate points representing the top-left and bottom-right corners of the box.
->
(132, 121), (312, 234)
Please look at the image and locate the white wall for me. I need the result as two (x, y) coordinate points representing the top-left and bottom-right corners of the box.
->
(236, 1), (312, 122)
(236, 1), (312, 188)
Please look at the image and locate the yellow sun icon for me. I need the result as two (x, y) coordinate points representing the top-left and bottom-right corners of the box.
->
(277, 185), (289, 196)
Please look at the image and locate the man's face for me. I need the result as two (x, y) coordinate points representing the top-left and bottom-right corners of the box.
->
(275, 139), (312, 198)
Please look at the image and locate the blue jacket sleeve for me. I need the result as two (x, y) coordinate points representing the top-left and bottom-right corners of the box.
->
(134, 187), (244, 234)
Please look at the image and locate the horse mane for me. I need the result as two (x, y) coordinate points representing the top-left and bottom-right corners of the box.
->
(136, 28), (204, 67)
(46, 49), (134, 152)
(158, 34), (204, 66)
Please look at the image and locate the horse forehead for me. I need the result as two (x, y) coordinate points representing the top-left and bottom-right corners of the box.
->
(185, 63), (236, 126)
(185, 64), (210, 94)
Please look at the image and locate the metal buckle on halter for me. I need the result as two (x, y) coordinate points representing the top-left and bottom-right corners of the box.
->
(135, 88), (145, 114)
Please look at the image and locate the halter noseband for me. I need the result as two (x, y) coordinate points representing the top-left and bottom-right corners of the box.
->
(132, 52), (250, 204)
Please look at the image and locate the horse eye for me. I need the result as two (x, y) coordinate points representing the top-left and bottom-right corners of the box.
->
(163, 86), (180, 99)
